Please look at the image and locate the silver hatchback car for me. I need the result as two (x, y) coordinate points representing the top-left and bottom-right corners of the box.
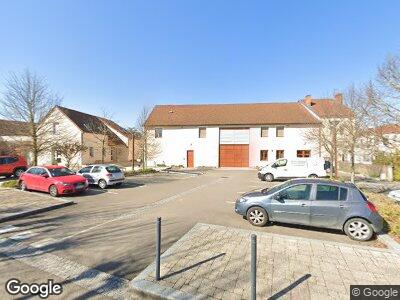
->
(77, 164), (125, 189)
(235, 179), (383, 241)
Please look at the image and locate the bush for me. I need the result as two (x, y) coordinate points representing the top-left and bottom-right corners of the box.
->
(1, 180), (19, 188)
(124, 168), (157, 177)
(373, 151), (400, 181)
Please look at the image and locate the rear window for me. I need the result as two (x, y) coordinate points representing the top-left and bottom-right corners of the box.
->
(106, 166), (122, 173)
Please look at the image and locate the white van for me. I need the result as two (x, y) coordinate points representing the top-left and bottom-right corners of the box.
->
(258, 158), (328, 182)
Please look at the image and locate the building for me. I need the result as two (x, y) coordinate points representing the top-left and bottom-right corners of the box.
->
(0, 119), (32, 162)
(37, 106), (133, 168)
(145, 94), (351, 168)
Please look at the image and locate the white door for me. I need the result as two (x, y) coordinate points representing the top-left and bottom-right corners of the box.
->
(90, 166), (103, 184)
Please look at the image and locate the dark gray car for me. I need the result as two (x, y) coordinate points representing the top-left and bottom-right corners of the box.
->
(235, 179), (383, 241)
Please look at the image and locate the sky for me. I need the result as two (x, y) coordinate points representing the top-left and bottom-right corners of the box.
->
(1, 0), (400, 127)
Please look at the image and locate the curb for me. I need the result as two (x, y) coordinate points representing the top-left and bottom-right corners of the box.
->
(377, 234), (400, 253)
(0, 200), (75, 223)
(160, 170), (203, 176)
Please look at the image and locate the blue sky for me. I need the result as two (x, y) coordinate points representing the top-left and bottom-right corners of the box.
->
(1, 0), (399, 127)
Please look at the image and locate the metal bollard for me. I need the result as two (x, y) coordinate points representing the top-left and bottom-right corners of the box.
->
(156, 217), (161, 281)
(250, 234), (257, 300)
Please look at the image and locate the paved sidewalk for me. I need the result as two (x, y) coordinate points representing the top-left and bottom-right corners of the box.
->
(132, 223), (400, 299)
(0, 189), (74, 222)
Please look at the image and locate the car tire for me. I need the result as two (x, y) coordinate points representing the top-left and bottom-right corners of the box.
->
(98, 179), (107, 189)
(247, 207), (269, 227)
(264, 173), (274, 182)
(308, 174), (318, 178)
(344, 218), (374, 241)
(115, 182), (122, 187)
(13, 168), (25, 178)
(20, 181), (28, 191)
(49, 185), (59, 197)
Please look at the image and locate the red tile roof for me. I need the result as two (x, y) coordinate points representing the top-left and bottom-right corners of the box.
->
(145, 102), (321, 127)
(0, 119), (30, 136)
(303, 99), (353, 118)
(376, 124), (400, 134)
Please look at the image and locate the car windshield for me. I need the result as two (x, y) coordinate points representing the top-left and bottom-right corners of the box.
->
(48, 167), (75, 177)
(106, 166), (122, 173)
(263, 181), (292, 195)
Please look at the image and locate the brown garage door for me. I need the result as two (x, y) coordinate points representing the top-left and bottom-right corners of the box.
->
(219, 144), (249, 167)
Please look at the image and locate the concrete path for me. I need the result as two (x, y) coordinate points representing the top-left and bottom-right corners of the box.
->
(132, 223), (400, 300)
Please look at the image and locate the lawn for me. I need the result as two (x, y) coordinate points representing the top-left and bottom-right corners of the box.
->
(364, 191), (400, 242)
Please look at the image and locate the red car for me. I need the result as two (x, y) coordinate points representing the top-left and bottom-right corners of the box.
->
(19, 165), (88, 197)
(0, 155), (28, 178)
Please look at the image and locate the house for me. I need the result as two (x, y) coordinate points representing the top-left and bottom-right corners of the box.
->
(145, 94), (351, 168)
(38, 106), (133, 167)
(0, 119), (32, 162)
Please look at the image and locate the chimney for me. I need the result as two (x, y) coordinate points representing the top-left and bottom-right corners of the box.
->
(303, 95), (313, 106)
(334, 93), (343, 104)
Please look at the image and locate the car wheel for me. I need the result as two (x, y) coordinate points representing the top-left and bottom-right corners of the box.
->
(49, 185), (59, 197)
(98, 179), (107, 189)
(308, 174), (318, 178)
(264, 173), (274, 182)
(115, 182), (122, 187)
(247, 207), (269, 227)
(14, 168), (25, 178)
(20, 181), (28, 191)
(344, 218), (374, 241)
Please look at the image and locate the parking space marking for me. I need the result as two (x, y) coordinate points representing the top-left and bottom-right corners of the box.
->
(106, 191), (119, 195)
(225, 201), (235, 204)
(0, 225), (18, 234)
(10, 230), (38, 241)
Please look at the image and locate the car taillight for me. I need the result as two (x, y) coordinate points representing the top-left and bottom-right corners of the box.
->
(366, 201), (377, 213)
(106, 173), (112, 177)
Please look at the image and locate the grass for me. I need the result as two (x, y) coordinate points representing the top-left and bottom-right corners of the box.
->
(124, 168), (157, 177)
(0, 179), (19, 188)
(363, 191), (400, 241)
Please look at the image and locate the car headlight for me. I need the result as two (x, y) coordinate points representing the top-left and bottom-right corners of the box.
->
(61, 183), (72, 187)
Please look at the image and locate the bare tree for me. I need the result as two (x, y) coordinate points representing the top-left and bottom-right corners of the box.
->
(136, 107), (161, 169)
(0, 70), (61, 165)
(126, 127), (140, 171)
(53, 142), (87, 169)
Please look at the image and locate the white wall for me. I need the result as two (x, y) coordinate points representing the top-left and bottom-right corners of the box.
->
(149, 127), (219, 167)
(249, 126), (320, 167)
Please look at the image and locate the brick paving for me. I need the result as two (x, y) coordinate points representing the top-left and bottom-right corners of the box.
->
(0, 189), (73, 222)
(131, 223), (400, 299)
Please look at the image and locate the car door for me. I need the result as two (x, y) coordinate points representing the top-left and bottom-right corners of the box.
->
(23, 167), (40, 189)
(90, 166), (103, 184)
(35, 168), (51, 192)
(78, 166), (94, 183)
(273, 159), (289, 178)
(269, 183), (313, 225)
(310, 184), (348, 229)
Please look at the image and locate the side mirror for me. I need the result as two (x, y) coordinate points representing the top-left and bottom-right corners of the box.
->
(274, 193), (284, 201)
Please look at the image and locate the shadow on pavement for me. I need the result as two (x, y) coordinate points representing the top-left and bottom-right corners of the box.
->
(268, 274), (311, 299)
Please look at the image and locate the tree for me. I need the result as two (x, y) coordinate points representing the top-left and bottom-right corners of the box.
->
(0, 70), (61, 165)
(126, 127), (140, 171)
(53, 142), (87, 169)
(136, 107), (160, 169)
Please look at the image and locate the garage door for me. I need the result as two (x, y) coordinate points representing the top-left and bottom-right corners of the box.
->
(219, 144), (249, 167)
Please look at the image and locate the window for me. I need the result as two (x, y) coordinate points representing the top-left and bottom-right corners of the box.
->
(89, 147), (94, 157)
(53, 122), (59, 134)
(155, 128), (162, 138)
(273, 159), (287, 167)
(316, 184), (339, 201)
(279, 184), (312, 200)
(106, 166), (122, 173)
(4, 157), (18, 164)
(199, 127), (206, 138)
(339, 188), (348, 201)
(79, 166), (92, 174)
(297, 150), (311, 158)
(261, 127), (269, 137)
(91, 166), (102, 173)
(276, 150), (284, 159)
(0, 157), (5, 165)
(260, 150), (268, 161)
(26, 167), (39, 175)
(48, 167), (74, 177)
(276, 126), (284, 137)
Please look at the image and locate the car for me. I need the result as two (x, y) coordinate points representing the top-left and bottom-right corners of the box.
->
(0, 155), (28, 178)
(258, 158), (328, 182)
(19, 165), (88, 197)
(77, 164), (125, 189)
(235, 179), (384, 241)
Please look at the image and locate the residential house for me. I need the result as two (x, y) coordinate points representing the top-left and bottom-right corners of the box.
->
(145, 94), (351, 168)
(0, 119), (33, 162)
(38, 106), (133, 168)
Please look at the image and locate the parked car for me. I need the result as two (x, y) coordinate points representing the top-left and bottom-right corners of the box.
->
(19, 165), (88, 197)
(258, 158), (328, 182)
(0, 155), (28, 178)
(235, 179), (383, 241)
(77, 164), (125, 189)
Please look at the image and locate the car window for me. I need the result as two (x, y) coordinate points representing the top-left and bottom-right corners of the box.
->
(91, 166), (102, 173)
(48, 167), (74, 177)
(339, 188), (348, 201)
(106, 166), (122, 173)
(280, 184), (312, 200)
(276, 159), (287, 167)
(26, 167), (39, 174)
(0, 157), (5, 165)
(79, 166), (92, 173)
(5, 157), (18, 164)
(316, 184), (339, 201)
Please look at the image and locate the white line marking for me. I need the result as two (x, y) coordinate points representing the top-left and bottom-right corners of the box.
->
(10, 230), (38, 241)
(107, 191), (119, 195)
(225, 201), (235, 204)
(0, 225), (18, 234)
(237, 191), (247, 194)
(31, 238), (58, 248)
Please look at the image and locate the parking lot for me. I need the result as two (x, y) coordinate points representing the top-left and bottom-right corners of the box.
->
(0, 169), (385, 297)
